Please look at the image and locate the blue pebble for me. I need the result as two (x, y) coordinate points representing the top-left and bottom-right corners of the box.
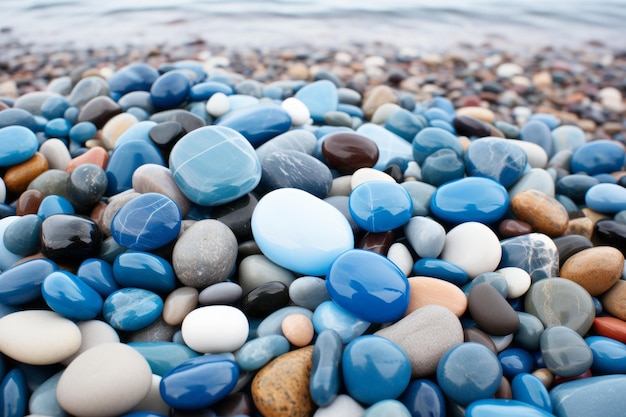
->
(540, 325), (592, 377)
(236, 335), (290, 371)
(103, 288), (163, 331)
(556, 174), (600, 204)
(400, 379), (445, 417)
(463, 272), (509, 298)
(0, 108), (37, 130)
(127, 107), (150, 121)
(76, 258), (119, 297)
(0, 259), (57, 306)
(363, 400), (411, 417)
(160, 355), (239, 410)
(163, 60), (207, 83)
(128, 341), (199, 376)
(571, 140), (625, 175)
(356, 123), (414, 170)
(436, 342), (502, 406)
(430, 177), (510, 224)
(421, 148), (465, 186)
(348, 181), (413, 232)
(117, 91), (156, 113)
(111, 193), (181, 251)
(294, 80), (338, 123)
(511, 373), (553, 413)
(113, 120), (157, 149)
(412, 258), (469, 286)
(42, 270), (104, 321)
(0, 204), (16, 219)
(498, 348), (535, 378)
(551, 125), (586, 153)
(261, 150), (333, 198)
(412, 127), (463, 165)
(69, 121), (97, 144)
(150, 71), (191, 110)
(113, 251), (175, 293)
(105, 140), (165, 196)
(189, 81), (233, 100)
(429, 96), (455, 116)
(514, 311), (544, 351)
(108, 63), (160, 96)
(120, 413), (168, 417)
(550, 375), (626, 417)
(3, 214), (42, 256)
(529, 113), (560, 130)
(28, 370), (65, 417)
(593, 173), (617, 184)
(585, 183), (626, 213)
(40, 96), (70, 120)
(216, 103), (292, 147)
(429, 119), (455, 134)
(312, 301), (370, 344)
(425, 107), (453, 123)
(342, 335), (411, 405)
(44, 118), (72, 138)
(37, 195), (75, 218)
(0, 368), (27, 417)
(585, 335), (626, 374)
(337, 103), (364, 119)
(466, 399), (555, 417)
(327, 249), (410, 323)
(0, 125), (39, 167)
(465, 137), (528, 187)
(228, 94), (260, 110)
(0, 218), (22, 271)
(520, 120), (554, 157)
(263, 85), (283, 100)
(310, 329), (342, 407)
(63, 106), (79, 125)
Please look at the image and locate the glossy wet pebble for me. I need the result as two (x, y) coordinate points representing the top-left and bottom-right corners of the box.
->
(181, 305), (249, 353)
(559, 246), (624, 296)
(440, 222), (502, 278)
(540, 326), (593, 377)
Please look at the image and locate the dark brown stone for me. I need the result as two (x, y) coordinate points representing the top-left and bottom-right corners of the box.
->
(498, 219), (533, 238)
(212, 392), (252, 417)
(357, 230), (394, 255)
(495, 376), (513, 399)
(321, 132), (379, 174)
(463, 327), (497, 354)
(15, 189), (44, 215)
(468, 283), (520, 336)
(452, 115), (492, 137)
(77, 96), (122, 128)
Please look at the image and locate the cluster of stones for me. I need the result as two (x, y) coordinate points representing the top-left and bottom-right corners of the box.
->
(0, 42), (626, 417)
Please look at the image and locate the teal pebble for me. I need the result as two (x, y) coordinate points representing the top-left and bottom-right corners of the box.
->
(236, 335), (290, 371)
(103, 287), (163, 331)
(113, 251), (176, 294)
(76, 258), (119, 297)
(0, 125), (39, 167)
(69, 121), (97, 144)
(412, 126), (463, 165)
(2, 214), (41, 256)
(128, 341), (199, 376)
(42, 270), (104, 321)
(28, 371), (67, 417)
(401, 181), (436, 216)
(513, 312), (545, 351)
(421, 149), (466, 187)
(585, 335), (626, 374)
(294, 79), (338, 123)
(44, 118), (72, 138)
(310, 329), (342, 406)
(363, 399), (412, 417)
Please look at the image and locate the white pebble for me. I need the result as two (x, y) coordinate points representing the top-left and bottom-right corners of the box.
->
(39, 138), (72, 170)
(505, 139), (548, 169)
(181, 305), (249, 353)
(206, 92), (230, 118)
(440, 222), (502, 279)
(351, 168), (395, 189)
(314, 394), (365, 417)
(281, 97), (311, 126)
(496, 267), (531, 299)
(62, 320), (120, 365)
(496, 62), (523, 78)
(387, 242), (414, 276)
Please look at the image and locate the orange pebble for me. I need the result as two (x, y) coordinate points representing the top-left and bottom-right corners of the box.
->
(281, 314), (314, 347)
(592, 316), (626, 344)
(65, 146), (109, 173)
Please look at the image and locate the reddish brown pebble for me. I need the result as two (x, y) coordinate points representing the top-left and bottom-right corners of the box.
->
(593, 317), (626, 344)
(560, 246), (624, 296)
(321, 132), (379, 174)
(405, 277), (467, 317)
(600, 280), (626, 321)
(495, 376), (513, 399)
(510, 190), (569, 237)
(3, 152), (49, 195)
(251, 346), (315, 417)
(356, 230), (394, 255)
(65, 146), (109, 173)
(15, 189), (44, 215)
(463, 327), (497, 354)
(468, 283), (520, 336)
(498, 219), (533, 238)
(281, 314), (314, 347)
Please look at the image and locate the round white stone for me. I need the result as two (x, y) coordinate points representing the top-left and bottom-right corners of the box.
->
(496, 62), (523, 78)
(387, 242), (414, 277)
(281, 97), (311, 126)
(206, 92), (230, 118)
(57, 343), (152, 417)
(0, 310), (81, 365)
(62, 320), (120, 365)
(496, 267), (532, 299)
(181, 305), (249, 353)
(350, 167), (395, 189)
(440, 222), (502, 278)
(39, 138), (71, 170)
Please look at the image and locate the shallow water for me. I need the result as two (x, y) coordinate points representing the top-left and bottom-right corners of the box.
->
(3, 0), (626, 51)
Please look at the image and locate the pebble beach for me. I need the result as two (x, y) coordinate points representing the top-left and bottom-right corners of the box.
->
(2, 2), (626, 417)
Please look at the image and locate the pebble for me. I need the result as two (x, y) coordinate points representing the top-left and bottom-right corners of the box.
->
(355, 123), (413, 170)
(312, 301), (370, 344)
(321, 131), (379, 174)
(282, 314), (315, 347)
(261, 150), (333, 198)
(181, 305), (248, 353)
(128, 341), (198, 376)
(585, 183), (626, 213)
(42, 270), (103, 321)
(0, 126), (39, 167)
(586, 335), (626, 374)
(404, 216), (445, 258)
(592, 316), (626, 344)
(216, 103), (292, 147)
(570, 140), (625, 175)
(600, 280), (626, 321)
(468, 283), (520, 336)
(550, 375), (626, 417)
(103, 288), (163, 332)
(465, 137), (528, 187)
(499, 233), (559, 282)
(288, 276), (330, 310)
(348, 181), (413, 232)
(313, 394), (364, 417)
(559, 246), (624, 296)
(162, 286), (198, 325)
(540, 325), (593, 377)
(466, 399), (555, 417)
(294, 80), (338, 123)
(238, 254), (295, 296)
(510, 190), (569, 236)
(237, 335), (291, 371)
(440, 221), (502, 278)
(511, 373), (552, 413)
(63, 319), (120, 365)
(405, 277), (467, 317)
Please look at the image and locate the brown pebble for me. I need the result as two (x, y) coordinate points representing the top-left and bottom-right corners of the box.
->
(499, 219), (533, 238)
(561, 247), (624, 296)
(564, 217), (594, 240)
(4, 152), (49, 195)
(405, 277), (467, 317)
(15, 189), (44, 215)
(251, 346), (315, 417)
(455, 106), (495, 124)
(510, 190), (569, 237)
(212, 392), (252, 417)
(356, 231), (394, 255)
(65, 146), (109, 173)
(362, 85), (397, 120)
(468, 283), (520, 336)
(533, 368), (554, 389)
(495, 376), (513, 399)
(162, 287), (199, 326)
(463, 327), (497, 354)
(281, 314), (314, 347)
(600, 279), (626, 321)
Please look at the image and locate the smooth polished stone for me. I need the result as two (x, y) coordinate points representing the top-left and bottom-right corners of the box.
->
(66, 163), (108, 211)
(400, 379), (445, 417)
(514, 311), (545, 351)
(508, 167), (555, 199)
(556, 174), (600, 204)
(412, 258), (468, 286)
(217, 103), (292, 147)
(592, 316), (626, 344)
(237, 335), (290, 371)
(169, 126), (261, 206)
(431, 177), (510, 224)
(0, 368), (27, 417)
(0, 310), (81, 365)
(420, 149), (466, 187)
(181, 305), (249, 353)
(67, 76), (109, 108)
(348, 181), (412, 232)
(149, 71), (190, 110)
(586, 183), (626, 213)
(363, 400), (411, 417)
(28, 370), (65, 417)
(496, 267), (531, 298)
(585, 335), (626, 374)
(62, 319), (120, 365)
(241, 281), (290, 318)
(288, 276), (330, 311)
(342, 335), (411, 405)
(77, 258), (118, 297)
(113, 251), (176, 294)
(294, 80), (338, 123)
(440, 221), (502, 278)
(111, 193), (181, 251)
(465, 137), (528, 187)
(525, 278), (595, 336)
(321, 131), (379, 174)
(57, 343), (152, 417)
(437, 342), (502, 406)
(313, 394), (365, 417)
(173, 219), (238, 288)
(42, 270), (103, 321)
(553, 234), (594, 266)
(261, 150), (333, 198)
(401, 181), (436, 216)
(406, 277), (467, 317)
(326, 249), (409, 323)
(0, 217), (22, 271)
(103, 288), (163, 331)
(77, 95), (122, 129)
(40, 214), (101, 262)
(4, 152), (49, 195)
(499, 233), (559, 282)
(39, 138), (71, 171)
(0, 126), (39, 167)
(236, 254), (295, 297)
(131, 164), (191, 216)
(469, 283), (520, 336)
(3, 214), (41, 256)
(511, 190), (569, 237)
(257, 306), (314, 338)
(570, 140), (625, 175)
(511, 373), (552, 413)
(37, 195), (74, 218)
(310, 329), (342, 407)
(162, 287), (198, 326)
(111, 120), (156, 149)
(412, 127), (463, 165)
(65, 146), (109, 173)
(552, 125), (587, 154)
(105, 140), (164, 196)
(465, 327), (498, 354)
(453, 114), (491, 137)
(255, 129), (317, 162)
(211, 193), (258, 240)
(159, 355), (238, 410)
(404, 216), (445, 258)
(384, 108), (425, 141)
(0, 107), (38, 130)
(520, 120), (554, 156)
(560, 246), (623, 296)
(594, 219), (626, 253)
(251, 188), (354, 276)
(0, 258), (56, 305)
(387, 242), (413, 276)
(466, 399), (555, 417)
(312, 301), (370, 344)
(107, 63), (159, 96)
(356, 123), (414, 170)
(463, 272), (508, 298)
(550, 375), (626, 417)
(498, 348), (534, 378)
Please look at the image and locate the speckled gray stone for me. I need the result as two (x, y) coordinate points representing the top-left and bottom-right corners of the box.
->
(375, 305), (463, 377)
(172, 219), (238, 288)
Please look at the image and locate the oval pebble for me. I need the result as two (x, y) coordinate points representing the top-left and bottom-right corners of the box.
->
(550, 375), (626, 417)
(282, 314), (314, 347)
(348, 181), (413, 232)
(466, 399), (555, 417)
(468, 283), (520, 336)
(404, 216), (446, 259)
(400, 379), (445, 417)
(288, 276), (330, 311)
(261, 150), (333, 198)
(237, 335), (290, 371)
(310, 329), (342, 407)
(128, 341), (199, 376)
(585, 183), (626, 213)
(162, 286), (198, 326)
(198, 281), (242, 305)
(0, 369), (28, 417)
(42, 270), (104, 321)
(406, 277), (467, 317)
(0, 258), (57, 306)
(511, 373), (552, 413)
(63, 319), (121, 365)
(0, 126), (39, 167)
(440, 222), (502, 278)
(560, 246), (624, 296)
(312, 301), (370, 344)
(181, 305), (249, 353)
(540, 325), (593, 377)
(103, 288), (163, 332)
(585, 335), (626, 374)
(113, 251), (176, 294)
(465, 137), (528, 187)
(570, 140), (625, 175)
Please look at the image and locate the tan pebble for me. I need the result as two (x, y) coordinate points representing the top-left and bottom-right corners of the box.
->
(287, 62), (310, 80)
(0, 80), (18, 98)
(458, 136), (472, 151)
(101, 112), (139, 149)
(577, 119), (597, 133)
(455, 106), (495, 124)
(370, 102), (402, 125)
(601, 280), (626, 321)
(252, 346), (315, 417)
(564, 217), (594, 240)
(62, 320), (120, 365)
(162, 287), (199, 326)
(3, 152), (49, 194)
(405, 277), (467, 317)
(560, 247), (624, 296)
(532, 71), (553, 88)
(362, 85), (397, 120)
(582, 208), (610, 227)
(281, 314), (314, 347)
(510, 190), (569, 237)
(327, 175), (352, 197)
(532, 368), (554, 388)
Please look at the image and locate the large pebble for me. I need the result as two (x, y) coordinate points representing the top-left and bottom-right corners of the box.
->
(465, 137), (528, 187)
(585, 183), (626, 213)
(560, 246), (623, 296)
(261, 150), (333, 198)
(216, 103), (292, 147)
(570, 140), (625, 175)
(56, 343), (152, 417)
(405, 277), (467, 317)
(469, 283), (520, 336)
(510, 190), (569, 236)
(540, 325), (592, 377)
(63, 319), (120, 365)
(42, 270), (104, 321)
(440, 222), (502, 278)
(181, 305), (249, 353)
(288, 276), (330, 311)
(103, 288), (163, 332)
(499, 233), (559, 282)
(321, 131), (379, 174)
(0, 258), (57, 305)
(294, 80), (338, 123)
(0, 126), (38, 167)
(251, 188), (354, 276)
(466, 399), (555, 417)
(600, 280), (626, 321)
(550, 375), (626, 417)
